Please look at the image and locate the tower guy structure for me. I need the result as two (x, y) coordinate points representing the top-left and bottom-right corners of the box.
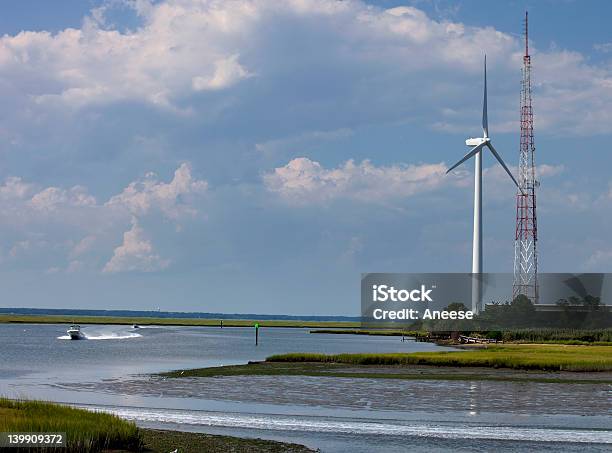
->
(513, 11), (539, 303)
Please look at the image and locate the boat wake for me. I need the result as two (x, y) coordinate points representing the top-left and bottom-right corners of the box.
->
(57, 332), (142, 340)
(86, 332), (142, 340)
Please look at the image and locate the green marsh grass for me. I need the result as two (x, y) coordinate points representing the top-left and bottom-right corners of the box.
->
(501, 328), (612, 344)
(0, 398), (142, 452)
(266, 344), (612, 371)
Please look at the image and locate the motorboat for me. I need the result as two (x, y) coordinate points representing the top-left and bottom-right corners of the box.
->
(67, 324), (85, 340)
(132, 324), (140, 329)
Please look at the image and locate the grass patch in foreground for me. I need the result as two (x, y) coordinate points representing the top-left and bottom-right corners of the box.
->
(0, 398), (142, 452)
(267, 344), (612, 372)
(0, 400), (316, 453)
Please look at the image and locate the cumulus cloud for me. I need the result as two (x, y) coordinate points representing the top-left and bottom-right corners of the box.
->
(71, 235), (97, 258)
(0, 0), (610, 136)
(0, 5), (254, 108)
(265, 157), (567, 205)
(0, 178), (102, 233)
(535, 164), (565, 178)
(106, 163), (207, 219)
(0, 177), (34, 199)
(483, 163), (564, 183)
(264, 157), (450, 203)
(0, 163), (206, 272)
(103, 218), (169, 273)
(192, 54), (252, 91)
(30, 186), (96, 211)
(0, 0), (610, 290)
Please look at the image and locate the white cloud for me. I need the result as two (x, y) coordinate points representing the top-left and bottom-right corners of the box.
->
(30, 186), (96, 211)
(192, 54), (252, 91)
(106, 162), (207, 219)
(0, 0), (610, 135)
(0, 177), (34, 199)
(536, 164), (565, 178)
(71, 235), (97, 258)
(103, 218), (170, 273)
(265, 158), (566, 205)
(483, 163), (564, 183)
(0, 162), (205, 225)
(0, 163), (206, 272)
(264, 157), (450, 203)
(0, 1), (256, 108)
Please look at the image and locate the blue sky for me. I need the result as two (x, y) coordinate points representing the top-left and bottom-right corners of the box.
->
(0, 0), (611, 315)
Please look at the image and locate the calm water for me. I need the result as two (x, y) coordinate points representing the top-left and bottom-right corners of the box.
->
(0, 324), (610, 452)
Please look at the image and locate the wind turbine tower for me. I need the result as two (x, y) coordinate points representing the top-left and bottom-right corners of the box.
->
(446, 56), (519, 313)
(513, 11), (539, 303)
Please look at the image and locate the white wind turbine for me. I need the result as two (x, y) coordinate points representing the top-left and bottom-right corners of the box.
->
(446, 56), (519, 313)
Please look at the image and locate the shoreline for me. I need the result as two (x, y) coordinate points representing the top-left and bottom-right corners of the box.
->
(133, 428), (316, 453)
(0, 314), (358, 329)
(264, 345), (612, 372)
(159, 360), (612, 384)
(159, 344), (612, 382)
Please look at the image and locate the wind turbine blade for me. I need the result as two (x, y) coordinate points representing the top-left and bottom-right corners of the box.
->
(446, 142), (486, 174)
(486, 142), (519, 187)
(482, 55), (488, 138)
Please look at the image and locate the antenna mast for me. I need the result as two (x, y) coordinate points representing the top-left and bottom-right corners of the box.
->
(513, 11), (539, 303)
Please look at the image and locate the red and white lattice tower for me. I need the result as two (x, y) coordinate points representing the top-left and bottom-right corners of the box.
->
(513, 11), (539, 303)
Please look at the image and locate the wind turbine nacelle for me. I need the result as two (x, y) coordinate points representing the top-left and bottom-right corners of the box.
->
(465, 137), (486, 147)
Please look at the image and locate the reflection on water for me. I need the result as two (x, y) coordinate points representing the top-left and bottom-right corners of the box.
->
(0, 324), (611, 452)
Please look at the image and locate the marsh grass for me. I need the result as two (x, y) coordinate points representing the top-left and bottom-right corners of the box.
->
(161, 361), (611, 383)
(309, 329), (426, 336)
(267, 344), (612, 371)
(501, 328), (612, 343)
(0, 398), (142, 452)
(0, 399), (315, 452)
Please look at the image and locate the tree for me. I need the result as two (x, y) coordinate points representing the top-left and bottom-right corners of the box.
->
(509, 294), (536, 327)
(445, 302), (469, 312)
(582, 295), (601, 311)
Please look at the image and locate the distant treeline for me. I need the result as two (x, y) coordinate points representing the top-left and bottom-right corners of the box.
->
(500, 328), (612, 344)
(0, 307), (359, 322)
